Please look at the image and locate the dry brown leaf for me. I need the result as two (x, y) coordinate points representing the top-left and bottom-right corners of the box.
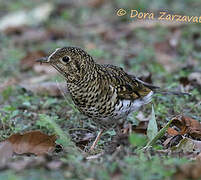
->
(133, 121), (148, 134)
(171, 116), (201, 139)
(167, 127), (179, 136)
(7, 130), (56, 155)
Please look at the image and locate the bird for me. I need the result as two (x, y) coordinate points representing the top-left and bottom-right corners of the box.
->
(36, 47), (189, 150)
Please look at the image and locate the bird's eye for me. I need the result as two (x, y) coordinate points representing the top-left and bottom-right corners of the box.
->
(61, 56), (70, 63)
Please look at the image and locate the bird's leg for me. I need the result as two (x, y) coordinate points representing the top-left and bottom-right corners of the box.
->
(89, 129), (103, 151)
(122, 122), (132, 134)
(115, 125), (123, 135)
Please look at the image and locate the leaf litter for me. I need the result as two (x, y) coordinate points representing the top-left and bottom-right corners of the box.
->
(0, 130), (57, 166)
(0, 0), (201, 178)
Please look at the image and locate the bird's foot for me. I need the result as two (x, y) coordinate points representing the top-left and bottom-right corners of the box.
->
(122, 123), (132, 134)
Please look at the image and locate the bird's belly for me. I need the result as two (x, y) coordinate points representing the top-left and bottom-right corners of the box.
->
(113, 91), (153, 119)
(70, 83), (153, 126)
(78, 91), (153, 121)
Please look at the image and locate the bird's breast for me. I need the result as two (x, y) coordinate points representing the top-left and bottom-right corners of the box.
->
(67, 81), (118, 118)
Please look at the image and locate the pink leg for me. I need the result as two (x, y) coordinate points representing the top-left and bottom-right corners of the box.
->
(89, 130), (103, 151)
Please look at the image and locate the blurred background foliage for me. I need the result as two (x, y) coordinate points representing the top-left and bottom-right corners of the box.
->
(0, 0), (201, 179)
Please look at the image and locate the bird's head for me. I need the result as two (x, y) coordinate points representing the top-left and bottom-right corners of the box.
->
(37, 47), (95, 82)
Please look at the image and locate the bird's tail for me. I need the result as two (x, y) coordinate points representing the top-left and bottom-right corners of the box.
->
(133, 76), (191, 96)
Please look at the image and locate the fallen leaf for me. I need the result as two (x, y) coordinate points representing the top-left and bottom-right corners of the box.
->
(133, 121), (148, 134)
(171, 137), (201, 154)
(171, 115), (201, 139)
(163, 135), (183, 148)
(167, 127), (179, 136)
(7, 130), (56, 155)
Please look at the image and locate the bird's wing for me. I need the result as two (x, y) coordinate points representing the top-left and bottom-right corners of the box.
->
(129, 76), (160, 90)
(100, 64), (153, 100)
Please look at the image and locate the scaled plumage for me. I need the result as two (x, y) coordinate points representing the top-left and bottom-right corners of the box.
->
(37, 47), (159, 128)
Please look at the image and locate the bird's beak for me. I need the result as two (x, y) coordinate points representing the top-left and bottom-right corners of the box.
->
(36, 57), (49, 64)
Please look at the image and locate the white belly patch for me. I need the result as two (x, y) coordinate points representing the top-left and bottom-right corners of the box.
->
(114, 91), (153, 118)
